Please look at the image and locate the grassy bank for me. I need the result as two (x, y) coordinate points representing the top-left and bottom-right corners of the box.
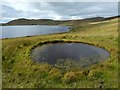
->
(2, 18), (118, 88)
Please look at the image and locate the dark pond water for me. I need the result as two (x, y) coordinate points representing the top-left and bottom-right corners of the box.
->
(31, 43), (110, 66)
(1, 25), (69, 38)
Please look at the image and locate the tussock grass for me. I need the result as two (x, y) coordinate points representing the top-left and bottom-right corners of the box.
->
(2, 18), (118, 88)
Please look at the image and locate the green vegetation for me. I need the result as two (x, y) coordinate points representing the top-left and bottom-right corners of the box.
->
(2, 16), (118, 26)
(2, 17), (118, 88)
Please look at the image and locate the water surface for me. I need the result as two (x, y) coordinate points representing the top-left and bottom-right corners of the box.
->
(1, 25), (69, 38)
(31, 43), (110, 66)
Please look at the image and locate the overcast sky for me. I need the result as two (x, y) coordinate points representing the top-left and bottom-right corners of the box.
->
(0, 2), (118, 23)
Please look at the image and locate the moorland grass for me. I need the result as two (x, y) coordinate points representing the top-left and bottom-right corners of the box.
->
(2, 18), (118, 88)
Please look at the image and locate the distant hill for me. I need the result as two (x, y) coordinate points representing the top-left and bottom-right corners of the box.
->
(2, 18), (60, 25)
(105, 16), (120, 20)
(1, 16), (119, 26)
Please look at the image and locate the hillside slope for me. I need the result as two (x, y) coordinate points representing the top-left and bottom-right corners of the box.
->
(2, 17), (119, 88)
(2, 16), (115, 26)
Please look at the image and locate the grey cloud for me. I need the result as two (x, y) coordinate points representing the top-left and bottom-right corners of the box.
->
(48, 2), (118, 17)
(2, 5), (23, 18)
(1, 2), (118, 23)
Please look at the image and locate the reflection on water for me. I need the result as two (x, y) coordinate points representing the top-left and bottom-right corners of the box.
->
(1, 25), (69, 38)
(31, 43), (110, 66)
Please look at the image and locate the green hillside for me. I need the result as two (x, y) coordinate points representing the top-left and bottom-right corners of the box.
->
(2, 17), (119, 88)
(2, 17), (107, 26)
